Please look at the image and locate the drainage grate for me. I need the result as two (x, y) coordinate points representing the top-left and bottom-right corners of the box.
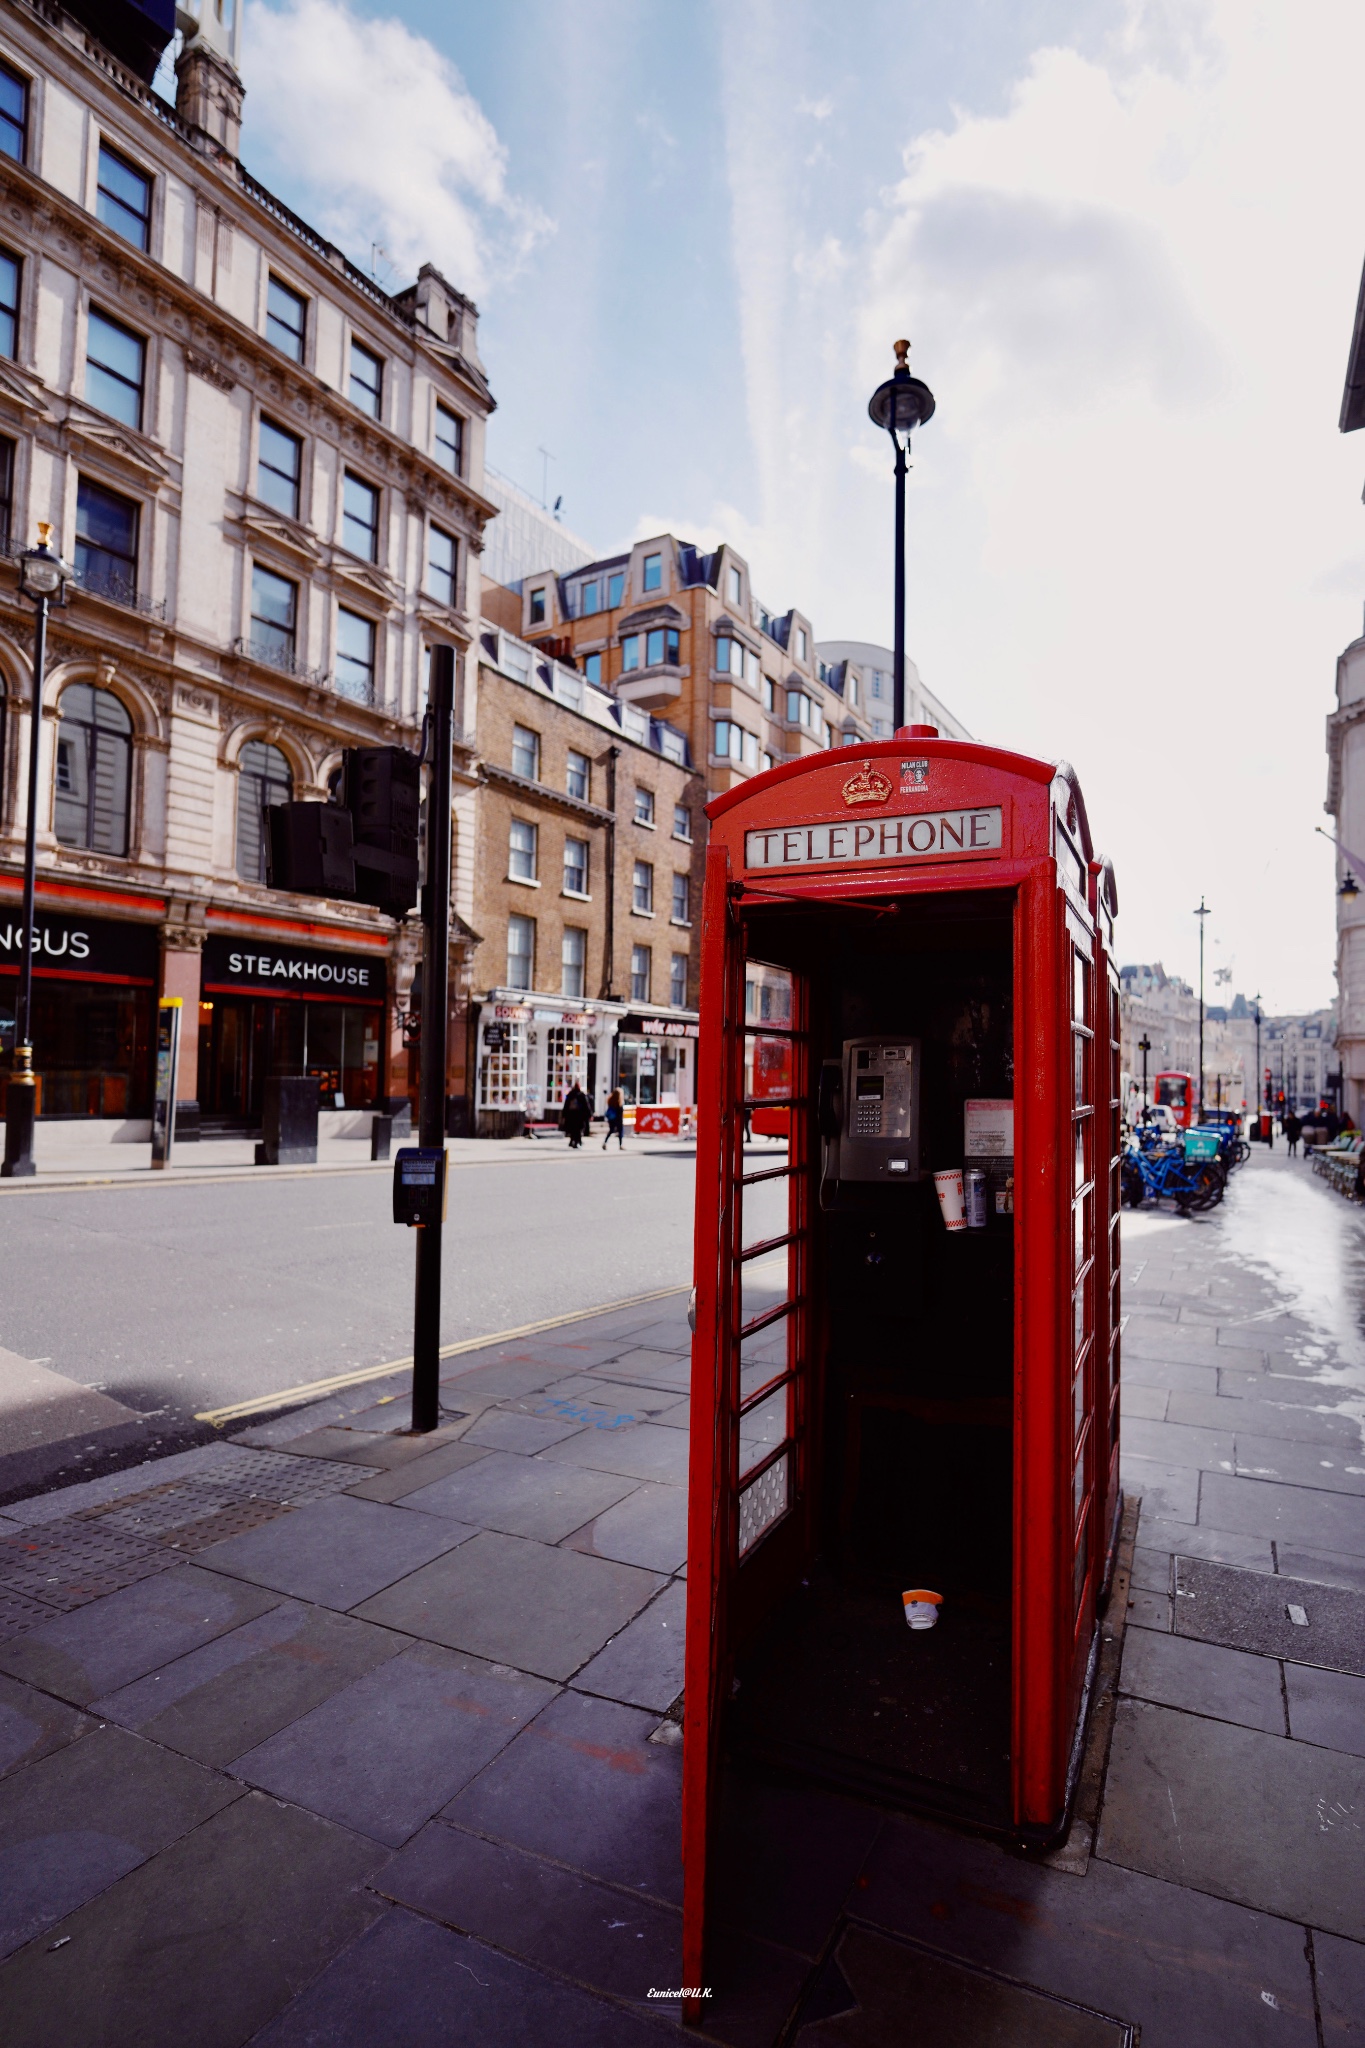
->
(1173, 1557), (1365, 1675)
(0, 1519), (180, 1612)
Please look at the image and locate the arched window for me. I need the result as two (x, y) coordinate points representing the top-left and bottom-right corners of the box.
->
(54, 683), (132, 855)
(236, 739), (292, 881)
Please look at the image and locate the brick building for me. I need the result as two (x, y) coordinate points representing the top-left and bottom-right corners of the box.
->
(460, 622), (702, 1134)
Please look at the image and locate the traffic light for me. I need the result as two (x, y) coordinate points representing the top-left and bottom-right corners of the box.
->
(265, 801), (355, 896)
(343, 747), (421, 917)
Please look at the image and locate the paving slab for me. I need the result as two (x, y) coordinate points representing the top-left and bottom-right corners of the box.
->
(461, 1408), (587, 1453)
(279, 1423), (466, 1467)
(533, 1374), (687, 1420)
(444, 1688), (684, 1904)
(354, 1530), (660, 1681)
(91, 1600), (407, 1766)
(543, 1420), (691, 1485)
(1128, 1548), (1172, 1594)
(1276, 1545), (1365, 1592)
(1219, 1366), (1357, 1406)
(233, 1639), (557, 1847)
(0, 1564), (280, 1704)
(0, 1672), (91, 1782)
(377, 1820), (682, 2007)
(788, 1921), (1132, 2045)
(1314, 1928), (1365, 2047)
(1166, 1388), (1361, 1446)
(252, 1905), (672, 2047)
(0, 1723), (238, 1960)
(1116, 1456), (1199, 1524)
(0, 1790), (386, 2048)
(572, 1581), (687, 1712)
(0, 1589), (61, 1644)
(1173, 1557), (1365, 1674)
(710, 1768), (885, 1960)
(437, 1358), (574, 1404)
(574, 1482), (689, 1574)
(1120, 1416), (1236, 1468)
(342, 1439), (491, 1503)
(1234, 1435), (1365, 1496)
(399, 1449), (638, 1541)
(1119, 1625), (1285, 1733)
(1132, 1515), (1274, 1571)
(596, 1346), (693, 1391)
(0, 1513), (180, 1611)
(1123, 1588), (1171, 1631)
(858, 1807), (1319, 2046)
(1118, 1384), (1169, 1421)
(1096, 1696), (1365, 1940)
(1284, 1663), (1365, 1757)
(195, 1493), (472, 1608)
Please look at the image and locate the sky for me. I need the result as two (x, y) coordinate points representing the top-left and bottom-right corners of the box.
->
(233, 0), (1365, 1014)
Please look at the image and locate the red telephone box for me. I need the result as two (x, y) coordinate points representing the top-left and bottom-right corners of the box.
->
(682, 738), (1122, 2001)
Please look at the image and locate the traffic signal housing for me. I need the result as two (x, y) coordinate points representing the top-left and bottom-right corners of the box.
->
(344, 746), (421, 917)
(265, 801), (355, 897)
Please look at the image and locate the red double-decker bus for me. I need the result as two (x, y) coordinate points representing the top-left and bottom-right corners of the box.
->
(1154, 1071), (1195, 1127)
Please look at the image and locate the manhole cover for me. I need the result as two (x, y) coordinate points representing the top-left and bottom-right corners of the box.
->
(789, 1924), (1134, 2045)
(1174, 1558), (1365, 1675)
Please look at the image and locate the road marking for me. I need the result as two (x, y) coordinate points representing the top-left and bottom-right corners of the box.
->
(194, 1283), (689, 1427)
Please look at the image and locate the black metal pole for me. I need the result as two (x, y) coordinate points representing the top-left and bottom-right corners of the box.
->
(411, 644), (455, 1433)
(3, 592), (48, 1179)
(892, 437), (907, 732)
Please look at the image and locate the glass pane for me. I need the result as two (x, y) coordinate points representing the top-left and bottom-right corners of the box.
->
(1074, 1120), (1090, 1194)
(739, 1384), (790, 1481)
(738, 1452), (790, 1557)
(740, 1244), (792, 1332)
(740, 1166), (789, 1257)
(747, 1030), (793, 1105)
(1073, 1193), (1092, 1276)
(1073, 1521), (1090, 1612)
(1073, 1441), (1088, 1521)
(1073, 1362), (1085, 1440)
(1073, 950), (1090, 1025)
(1073, 1277), (1087, 1361)
(744, 961), (793, 1025)
(1073, 1031), (1088, 1107)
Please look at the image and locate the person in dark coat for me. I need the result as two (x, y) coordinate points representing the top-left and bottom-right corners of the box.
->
(602, 1087), (626, 1149)
(560, 1083), (591, 1149)
(1284, 1111), (1302, 1157)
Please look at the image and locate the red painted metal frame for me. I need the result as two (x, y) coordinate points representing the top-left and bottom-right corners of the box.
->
(681, 739), (1119, 2009)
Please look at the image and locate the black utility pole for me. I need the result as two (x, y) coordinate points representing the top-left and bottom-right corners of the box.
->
(3, 527), (69, 1179)
(599, 744), (619, 1000)
(1138, 1032), (1151, 1118)
(410, 645), (455, 1434)
(867, 341), (935, 733)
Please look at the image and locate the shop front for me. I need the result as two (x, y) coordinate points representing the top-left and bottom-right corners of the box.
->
(198, 934), (387, 1124)
(0, 903), (159, 1119)
(616, 1011), (698, 1112)
(474, 992), (624, 1136)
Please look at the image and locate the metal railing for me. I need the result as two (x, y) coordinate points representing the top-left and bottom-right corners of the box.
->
(231, 637), (332, 688)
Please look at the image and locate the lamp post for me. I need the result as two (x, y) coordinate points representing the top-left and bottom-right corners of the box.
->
(1193, 897), (1210, 1123)
(3, 523), (70, 1179)
(868, 340), (935, 732)
(1138, 1032), (1152, 1117)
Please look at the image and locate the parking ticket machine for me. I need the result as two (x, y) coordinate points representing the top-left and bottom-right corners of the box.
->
(682, 737), (1122, 2006)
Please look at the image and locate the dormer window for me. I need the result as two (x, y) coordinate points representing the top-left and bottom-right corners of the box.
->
(728, 565), (742, 604)
(529, 587), (547, 625)
(642, 552), (662, 593)
(796, 626), (808, 663)
(581, 579), (600, 616)
(608, 571), (625, 607)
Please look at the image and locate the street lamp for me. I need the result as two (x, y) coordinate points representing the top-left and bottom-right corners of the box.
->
(1138, 1032), (1152, 1116)
(1341, 872), (1360, 903)
(868, 339), (935, 732)
(3, 522), (71, 1179)
(1193, 896), (1210, 1123)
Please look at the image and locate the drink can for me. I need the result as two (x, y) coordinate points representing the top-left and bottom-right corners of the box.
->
(965, 1167), (988, 1229)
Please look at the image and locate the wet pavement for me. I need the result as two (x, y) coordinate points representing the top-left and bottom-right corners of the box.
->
(0, 1146), (1361, 2042)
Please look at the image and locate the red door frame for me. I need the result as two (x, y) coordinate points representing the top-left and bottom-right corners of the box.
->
(681, 741), (1118, 2006)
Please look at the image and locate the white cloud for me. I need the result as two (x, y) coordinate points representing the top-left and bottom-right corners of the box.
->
(711, 0), (1365, 1009)
(241, 0), (549, 298)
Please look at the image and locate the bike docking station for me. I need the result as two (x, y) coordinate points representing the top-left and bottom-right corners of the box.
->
(681, 732), (1123, 2009)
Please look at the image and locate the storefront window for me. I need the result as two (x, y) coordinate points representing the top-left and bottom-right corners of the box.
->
(618, 1038), (659, 1106)
(546, 1023), (586, 1106)
(235, 740), (292, 882)
(481, 1022), (526, 1108)
(54, 683), (132, 856)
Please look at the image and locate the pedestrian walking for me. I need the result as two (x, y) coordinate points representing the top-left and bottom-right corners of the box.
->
(1284, 1111), (1302, 1158)
(560, 1082), (591, 1150)
(602, 1087), (625, 1150)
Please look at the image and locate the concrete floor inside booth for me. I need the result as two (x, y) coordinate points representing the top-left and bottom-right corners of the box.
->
(728, 890), (1018, 1831)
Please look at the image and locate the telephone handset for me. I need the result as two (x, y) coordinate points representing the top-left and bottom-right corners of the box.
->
(820, 1036), (923, 1187)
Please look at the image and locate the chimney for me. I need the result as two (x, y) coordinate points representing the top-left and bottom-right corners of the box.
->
(174, 3), (245, 160)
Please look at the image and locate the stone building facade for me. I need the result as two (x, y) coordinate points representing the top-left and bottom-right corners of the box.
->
(0, 0), (492, 1141)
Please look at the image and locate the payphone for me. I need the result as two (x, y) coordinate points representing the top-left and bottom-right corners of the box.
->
(682, 739), (1121, 2013)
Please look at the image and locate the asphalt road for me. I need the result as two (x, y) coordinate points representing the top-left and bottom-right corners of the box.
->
(0, 1142), (701, 1428)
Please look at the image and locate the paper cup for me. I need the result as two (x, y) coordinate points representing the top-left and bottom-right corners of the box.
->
(903, 1589), (943, 1630)
(933, 1169), (966, 1231)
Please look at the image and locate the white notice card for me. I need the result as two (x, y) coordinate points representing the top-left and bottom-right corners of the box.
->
(965, 1098), (1014, 1156)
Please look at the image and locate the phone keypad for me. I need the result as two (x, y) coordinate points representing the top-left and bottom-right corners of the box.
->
(853, 1101), (883, 1135)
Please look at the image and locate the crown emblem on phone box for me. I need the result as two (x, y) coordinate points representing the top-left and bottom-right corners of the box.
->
(841, 760), (892, 807)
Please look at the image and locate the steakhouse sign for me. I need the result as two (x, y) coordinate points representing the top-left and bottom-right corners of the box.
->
(744, 806), (1002, 871)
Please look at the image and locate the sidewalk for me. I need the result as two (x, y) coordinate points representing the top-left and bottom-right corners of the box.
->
(0, 1148), (1361, 2042)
